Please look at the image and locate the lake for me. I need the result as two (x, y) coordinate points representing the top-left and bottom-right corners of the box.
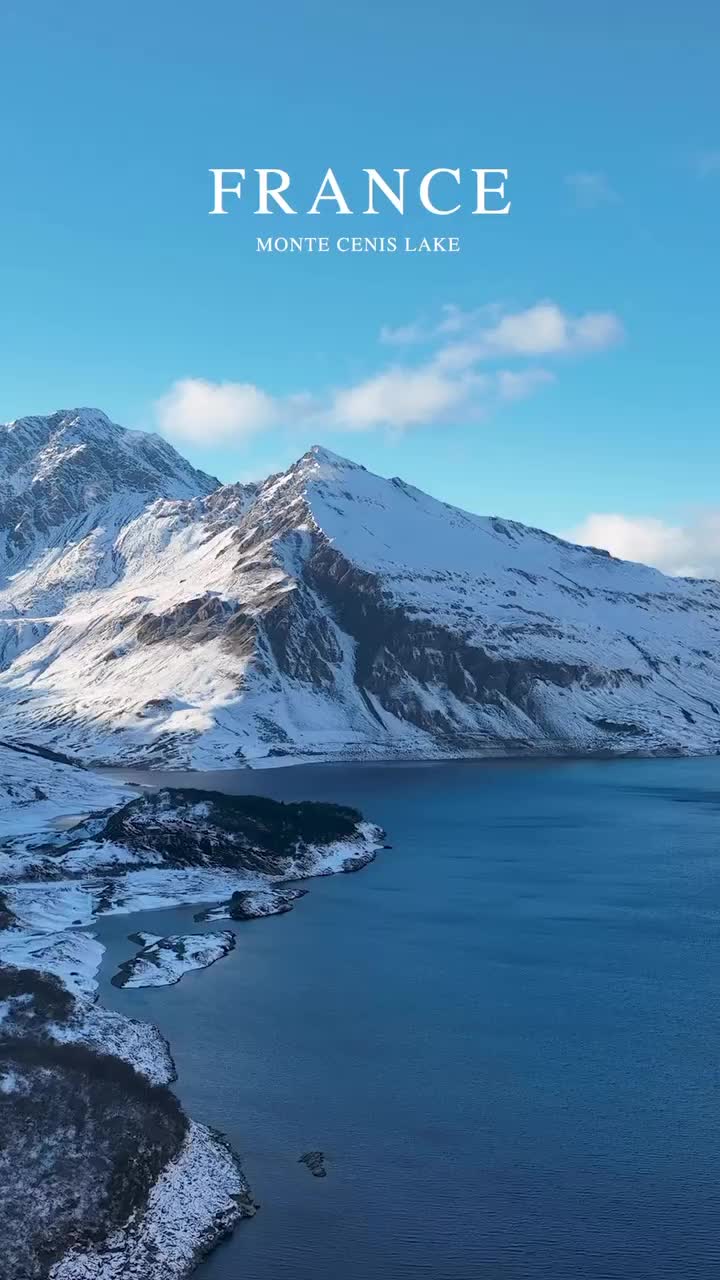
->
(96, 757), (720, 1279)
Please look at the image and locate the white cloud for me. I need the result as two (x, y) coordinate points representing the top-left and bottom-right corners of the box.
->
(156, 299), (622, 444)
(379, 320), (429, 346)
(476, 302), (623, 358)
(565, 171), (620, 207)
(331, 365), (479, 430)
(483, 303), (570, 355)
(328, 363), (556, 430)
(572, 311), (623, 350)
(436, 303), (499, 335)
(381, 303), (501, 347)
(432, 339), (487, 373)
(156, 378), (280, 444)
(496, 368), (556, 401)
(564, 512), (720, 579)
(425, 302), (622, 369)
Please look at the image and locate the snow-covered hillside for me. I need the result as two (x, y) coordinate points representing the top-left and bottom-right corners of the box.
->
(2, 408), (720, 766)
(0, 408), (217, 612)
(0, 739), (130, 839)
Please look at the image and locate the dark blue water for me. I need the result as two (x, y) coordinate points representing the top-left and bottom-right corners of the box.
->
(96, 758), (720, 1279)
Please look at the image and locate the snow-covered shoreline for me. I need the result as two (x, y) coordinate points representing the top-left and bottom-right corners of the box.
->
(49, 1122), (257, 1280)
(101, 732), (705, 790)
(0, 745), (385, 1279)
(0, 818), (385, 996)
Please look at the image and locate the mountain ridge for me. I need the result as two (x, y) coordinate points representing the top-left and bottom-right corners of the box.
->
(1, 409), (720, 767)
(0, 408), (218, 581)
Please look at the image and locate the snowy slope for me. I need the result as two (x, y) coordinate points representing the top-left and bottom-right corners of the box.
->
(0, 407), (218, 612)
(0, 739), (131, 839)
(2, 415), (720, 765)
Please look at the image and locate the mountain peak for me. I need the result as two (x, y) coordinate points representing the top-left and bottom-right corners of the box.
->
(44, 406), (113, 430)
(1, 407), (216, 486)
(0, 407), (218, 574)
(4, 406), (114, 442)
(297, 443), (366, 472)
(308, 443), (349, 463)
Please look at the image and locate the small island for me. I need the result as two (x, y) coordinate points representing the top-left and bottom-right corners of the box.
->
(113, 930), (237, 988)
(195, 885), (308, 922)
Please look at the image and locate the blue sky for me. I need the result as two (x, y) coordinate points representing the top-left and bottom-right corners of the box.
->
(2, 0), (719, 571)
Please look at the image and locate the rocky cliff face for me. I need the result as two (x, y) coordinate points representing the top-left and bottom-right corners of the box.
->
(2, 414), (720, 766)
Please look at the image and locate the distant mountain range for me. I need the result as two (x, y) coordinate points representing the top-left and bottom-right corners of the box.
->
(1, 406), (720, 767)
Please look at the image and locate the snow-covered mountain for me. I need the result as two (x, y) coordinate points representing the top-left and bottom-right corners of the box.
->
(2, 407), (720, 766)
(1, 408), (216, 537)
(0, 408), (217, 604)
